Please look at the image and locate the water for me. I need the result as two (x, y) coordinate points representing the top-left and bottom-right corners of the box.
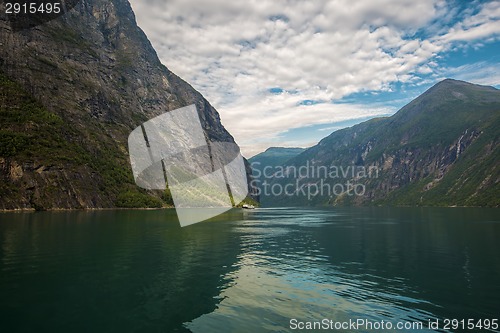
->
(0, 207), (499, 332)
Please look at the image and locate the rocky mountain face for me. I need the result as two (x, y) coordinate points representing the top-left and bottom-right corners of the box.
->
(0, 0), (251, 210)
(264, 80), (499, 207)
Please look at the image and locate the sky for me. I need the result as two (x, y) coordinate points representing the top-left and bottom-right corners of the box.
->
(128, 0), (500, 158)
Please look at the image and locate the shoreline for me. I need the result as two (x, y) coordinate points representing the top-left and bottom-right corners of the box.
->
(0, 206), (176, 213)
(0, 205), (497, 213)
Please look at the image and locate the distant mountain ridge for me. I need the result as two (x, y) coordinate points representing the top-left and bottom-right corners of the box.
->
(0, 0), (253, 210)
(249, 147), (305, 171)
(249, 147), (305, 201)
(263, 79), (500, 207)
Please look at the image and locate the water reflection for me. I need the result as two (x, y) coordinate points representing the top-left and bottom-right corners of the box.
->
(1, 208), (499, 332)
(187, 207), (500, 332)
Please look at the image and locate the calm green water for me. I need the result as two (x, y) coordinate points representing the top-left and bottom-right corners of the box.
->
(0, 207), (499, 332)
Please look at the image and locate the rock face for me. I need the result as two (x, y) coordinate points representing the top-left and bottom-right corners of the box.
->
(0, 0), (250, 210)
(264, 79), (500, 207)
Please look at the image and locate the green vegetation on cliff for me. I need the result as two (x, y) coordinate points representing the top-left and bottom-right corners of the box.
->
(0, 72), (172, 210)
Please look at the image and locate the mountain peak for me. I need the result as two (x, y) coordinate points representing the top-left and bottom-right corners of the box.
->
(431, 78), (497, 93)
(407, 78), (500, 111)
(438, 78), (469, 85)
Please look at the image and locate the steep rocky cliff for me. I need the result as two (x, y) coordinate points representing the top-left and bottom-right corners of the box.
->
(0, 0), (249, 210)
(263, 79), (500, 207)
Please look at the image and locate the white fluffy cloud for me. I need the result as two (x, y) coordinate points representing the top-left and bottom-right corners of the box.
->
(439, 1), (500, 42)
(129, 0), (500, 157)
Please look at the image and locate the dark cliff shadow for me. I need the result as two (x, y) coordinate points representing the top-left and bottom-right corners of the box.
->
(0, 209), (245, 332)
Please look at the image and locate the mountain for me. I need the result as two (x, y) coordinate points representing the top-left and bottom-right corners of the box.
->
(248, 147), (305, 201)
(263, 79), (500, 207)
(249, 147), (305, 174)
(0, 0), (253, 210)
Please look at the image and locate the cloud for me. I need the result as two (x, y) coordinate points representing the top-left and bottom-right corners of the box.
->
(438, 1), (500, 43)
(129, 0), (500, 156)
(437, 62), (500, 86)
